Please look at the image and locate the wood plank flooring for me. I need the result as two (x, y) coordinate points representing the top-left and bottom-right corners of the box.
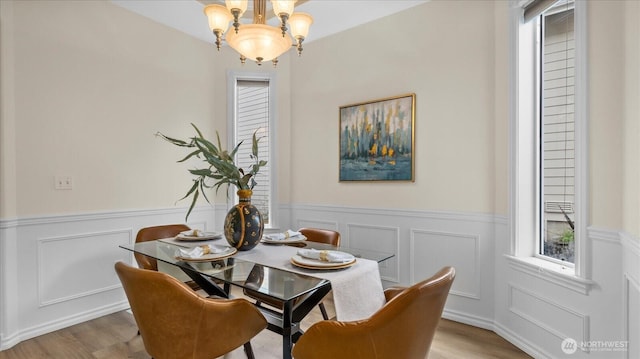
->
(0, 296), (531, 359)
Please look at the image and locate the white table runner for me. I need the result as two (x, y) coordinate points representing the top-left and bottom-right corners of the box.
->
(234, 243), (386, 321)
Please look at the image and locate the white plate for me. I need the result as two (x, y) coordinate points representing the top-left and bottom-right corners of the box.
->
(175, 246), (237, 262)
(175, 231), (223, 241)
(290, 253), (356, 269)
(261, 235), (307, 244)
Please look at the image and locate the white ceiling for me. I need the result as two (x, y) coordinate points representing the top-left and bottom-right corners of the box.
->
(110, 0), (429, 45)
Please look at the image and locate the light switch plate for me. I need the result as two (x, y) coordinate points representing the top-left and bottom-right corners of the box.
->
(54, 175), (73, 190)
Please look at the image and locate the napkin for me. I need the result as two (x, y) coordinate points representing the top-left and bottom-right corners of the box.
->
(178, 244), (225, 259)
(297, 248), (354, 263)
(180, 229), (204, 237)
(264, 229), (304, 240)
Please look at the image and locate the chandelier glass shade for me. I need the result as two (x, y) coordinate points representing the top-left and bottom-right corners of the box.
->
(204, 0), (313, 66)
(226, 24), (292, 63)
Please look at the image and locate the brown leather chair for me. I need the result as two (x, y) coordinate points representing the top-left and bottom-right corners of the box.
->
(115, 261), (267, 359)
(299, 227), (341, 246)
(134, 224), (191, 271)
(134, 224), (204, 291)
(291, 267), (456, 359)
(246, 228), (341, 320)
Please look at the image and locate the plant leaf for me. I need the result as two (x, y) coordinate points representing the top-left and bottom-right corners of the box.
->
(252, 130), (260, 157)
(179, 180), (200, 202)
(156, 132), (192, 147)
(177, 149), (201, 163)
(185, 189), (199, 221)
(189, 168), (213, 176)
(194, 137), (219, 156)
(191, 123), (204, 139)
(199, 180), (210, 204)
(216, 131), (223, 152)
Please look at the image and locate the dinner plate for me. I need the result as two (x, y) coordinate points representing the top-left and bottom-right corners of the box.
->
(175, 231), (223, 241)
(290, 254), (356, 270)
(175, 246), (237, 262)
(261, 235), (307, 244)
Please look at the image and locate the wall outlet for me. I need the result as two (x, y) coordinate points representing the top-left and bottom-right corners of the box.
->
(54, 175), (73, 190)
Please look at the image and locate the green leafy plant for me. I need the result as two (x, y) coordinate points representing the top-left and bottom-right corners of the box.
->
(156, 123), (267, 220)
(559, 229), (574, 244)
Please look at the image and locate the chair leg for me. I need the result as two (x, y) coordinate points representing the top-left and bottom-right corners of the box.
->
(243, 342), (255, 359)
(319, 302), (329, 320)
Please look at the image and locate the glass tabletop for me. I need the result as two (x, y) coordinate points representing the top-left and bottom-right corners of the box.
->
(120, 241), (330, 302)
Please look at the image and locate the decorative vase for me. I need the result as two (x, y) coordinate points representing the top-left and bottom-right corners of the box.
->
(224, 189), (264, 251)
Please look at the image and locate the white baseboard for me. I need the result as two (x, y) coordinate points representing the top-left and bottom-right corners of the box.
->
(1, 301), (130, 351)
(494, 321), (552, 359)
(442, 308), (494, 331)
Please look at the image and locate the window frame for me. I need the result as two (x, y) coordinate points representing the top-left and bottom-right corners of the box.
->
(227, 70), (279, 229)
(508, 0), (591, 284)
(537, 4), (576, 266)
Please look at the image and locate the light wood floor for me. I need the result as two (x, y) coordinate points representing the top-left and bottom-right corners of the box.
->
(0, 297), (531, 359)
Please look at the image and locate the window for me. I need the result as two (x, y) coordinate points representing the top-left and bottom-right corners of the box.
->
(510, 0), (588, 279)
(228, 71), (278, 228)
(539, 5), (575, 263)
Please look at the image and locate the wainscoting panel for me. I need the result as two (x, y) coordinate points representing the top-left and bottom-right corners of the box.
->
(494, 226), (630, 359)
(410, 230), (480, 299)
(189, 220), (210, 232)
(0, 206), (216, 351)
(622, 232), (640, 359)
(289, 204), (498, 328)
(508, 284), (589, 343)
(346, 223), (400, 283)
(627, 277), (640, 359)
(37, 229), (133, 306)
(622, 232), (640, 296)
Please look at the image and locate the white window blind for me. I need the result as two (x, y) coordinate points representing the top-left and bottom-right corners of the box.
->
(542, 8), (575, 208)
(235, 80), (271, 224)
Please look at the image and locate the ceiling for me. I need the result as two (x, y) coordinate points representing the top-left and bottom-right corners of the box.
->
(110, 0), (429, 45)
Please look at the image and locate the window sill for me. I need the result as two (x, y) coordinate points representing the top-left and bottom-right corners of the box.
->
(504, 255), (594, 295)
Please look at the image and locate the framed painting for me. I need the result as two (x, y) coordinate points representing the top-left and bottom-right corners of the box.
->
(339, 93), (415, 182)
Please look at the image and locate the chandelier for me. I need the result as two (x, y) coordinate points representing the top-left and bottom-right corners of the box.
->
(204, 0), (313, 66)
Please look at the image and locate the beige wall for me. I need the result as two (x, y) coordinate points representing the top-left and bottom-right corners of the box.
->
(493, 1), (509, 216)
(0, 1), (18, 219)
(588, 1), (625, 231)
(623, 0), (640, 238)
(1, 0), (225, 217)
(0, 0), (293, 218)
(289, 0), (497, 214)
(1, 0), (637, 230)
(586, 0), (640, 235)
(288, 0), (639, 230)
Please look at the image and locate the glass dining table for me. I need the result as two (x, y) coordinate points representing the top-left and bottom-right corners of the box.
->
(119, 239), (393, 359)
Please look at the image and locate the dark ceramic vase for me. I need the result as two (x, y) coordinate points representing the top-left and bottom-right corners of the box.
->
(224, 189), (264, 251)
